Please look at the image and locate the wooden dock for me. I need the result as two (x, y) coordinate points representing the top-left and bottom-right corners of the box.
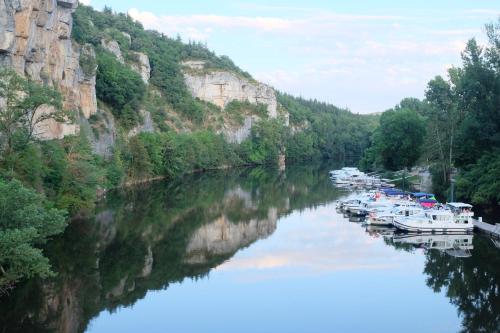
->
(474, 218), (500, 239)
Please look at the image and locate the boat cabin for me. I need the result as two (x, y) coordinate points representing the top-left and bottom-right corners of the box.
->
(447, 202), (474, 223)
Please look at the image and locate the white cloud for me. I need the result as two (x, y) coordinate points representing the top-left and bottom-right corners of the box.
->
(126, 6), (480, 113)
(128, 8), (296, 41)
(466, 8), (500, 15)
(79, 0), (91, 5)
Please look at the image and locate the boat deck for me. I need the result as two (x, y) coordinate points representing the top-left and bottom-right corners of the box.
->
(474, 219), (500, 239)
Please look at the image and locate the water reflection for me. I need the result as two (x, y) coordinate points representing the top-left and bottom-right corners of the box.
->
(392, 234), (473, 258)
(0, 164), (341, 333)
(360, 213), (500, 332)
(0, 164), (499, 333)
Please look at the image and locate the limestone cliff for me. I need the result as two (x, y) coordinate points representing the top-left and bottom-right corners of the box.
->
(0, 0), (97, 139)
(0, 1), (287, 150)
(182, 60), (288, 143)
(183, 65), (278, 117)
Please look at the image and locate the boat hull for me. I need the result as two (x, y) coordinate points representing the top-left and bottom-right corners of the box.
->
(393, 219), (473, 233)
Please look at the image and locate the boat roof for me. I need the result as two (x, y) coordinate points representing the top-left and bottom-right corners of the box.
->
(427, 210), (453, 215)
(411, 192), (435, 197)
(419, 198), (437, 203)
(447, 202), (473, 208)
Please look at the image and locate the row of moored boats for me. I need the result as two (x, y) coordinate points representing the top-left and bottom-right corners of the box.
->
(332, 167), (475, 233)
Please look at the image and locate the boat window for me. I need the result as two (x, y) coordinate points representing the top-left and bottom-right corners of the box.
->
(432, 215), (437, 220)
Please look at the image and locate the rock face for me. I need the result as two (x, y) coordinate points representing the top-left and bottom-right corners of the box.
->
(0, 0), (97, 139)
(127, 109), (154, 137)
(130, 51), (150, 84)
(182, 61), (278, 117)
(222, 115), (257, 144)
(183, 61), (287, 143)
(100, 38), (124, 63)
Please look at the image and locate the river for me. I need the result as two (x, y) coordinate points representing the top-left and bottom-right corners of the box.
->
(1, 163), (499, 333)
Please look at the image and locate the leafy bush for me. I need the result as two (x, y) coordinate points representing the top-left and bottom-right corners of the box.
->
(239, 119), (286, 165)
(456, 150), (500, 205)
(0, 179), (67, 288)
(96, 51), (145, 128)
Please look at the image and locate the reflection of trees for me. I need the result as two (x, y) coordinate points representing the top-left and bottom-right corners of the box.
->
(382, 232), (500, 333)
(0, 163), (342, 333)
(423, 236), (500, 333)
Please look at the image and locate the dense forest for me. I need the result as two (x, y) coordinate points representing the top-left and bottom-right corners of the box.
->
(361, 18), (500, 207)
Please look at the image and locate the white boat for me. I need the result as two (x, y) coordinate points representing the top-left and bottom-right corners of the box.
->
(353, 200), (395, 216)
(368, 203), (424, 226)
(329, 167), (380, 189)
(393, 209), (474, 233)
(447, 202), (474, 223)
(337, 192), (375, 211)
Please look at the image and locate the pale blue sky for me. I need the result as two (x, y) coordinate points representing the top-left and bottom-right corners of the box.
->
(81, 0), (500, 113)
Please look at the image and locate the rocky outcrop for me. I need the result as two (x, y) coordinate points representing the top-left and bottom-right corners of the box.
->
(221, 115), (256, 144)
(130, 51), (150, 84)
(81, 110), (117, 158)
(101, 38), (124, 63)
(127, 109), (154, 137)
(182, 60), (288, 143)
(0, 0), (97, 139)
(33, 104), (78, 140)
(182, 61), (278, 117)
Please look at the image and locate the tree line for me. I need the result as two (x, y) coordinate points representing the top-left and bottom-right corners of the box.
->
(361, 19), (500, 207)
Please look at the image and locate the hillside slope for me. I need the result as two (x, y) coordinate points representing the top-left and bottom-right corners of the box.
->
(0, 1), (376, 214)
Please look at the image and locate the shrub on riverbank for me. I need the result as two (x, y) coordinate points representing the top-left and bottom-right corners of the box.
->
(0, 179), (67, 290)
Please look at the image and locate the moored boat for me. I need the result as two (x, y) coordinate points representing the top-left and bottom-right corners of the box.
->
(393, 209), (474, 233)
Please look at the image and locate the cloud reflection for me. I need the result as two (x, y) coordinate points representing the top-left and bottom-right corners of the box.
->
(216, 203), (423, 282)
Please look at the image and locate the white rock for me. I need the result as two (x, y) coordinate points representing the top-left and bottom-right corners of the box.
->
(130, 51), (150, 84)
(184, 70), (278, 117)
(101, 38), (124, 63)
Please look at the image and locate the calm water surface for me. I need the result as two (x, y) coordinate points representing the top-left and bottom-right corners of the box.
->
(1, 164), (499, 333)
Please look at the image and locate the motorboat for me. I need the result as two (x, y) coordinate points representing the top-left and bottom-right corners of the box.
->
(393, 209), (474, 233)
(329, 167), (381, 189)
(352, 200), (394, 217)
(447, 202), (474, 223)
(367, 203), (424, 226)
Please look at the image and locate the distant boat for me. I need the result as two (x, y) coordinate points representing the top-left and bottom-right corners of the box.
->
(367, 203), (424, 226)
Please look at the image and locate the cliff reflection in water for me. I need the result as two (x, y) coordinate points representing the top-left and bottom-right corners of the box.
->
(0, 164), (340, 333)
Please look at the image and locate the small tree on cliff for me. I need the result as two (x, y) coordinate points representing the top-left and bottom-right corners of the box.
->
(0, 68), (67, 156)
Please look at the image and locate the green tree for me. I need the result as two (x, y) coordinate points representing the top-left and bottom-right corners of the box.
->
(0, 179), (67, 289)
(125, 136), (153, 180)
(370, 108), (426, 171)
(0, 68), (66, 156)
(95, 52), (145, 128)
